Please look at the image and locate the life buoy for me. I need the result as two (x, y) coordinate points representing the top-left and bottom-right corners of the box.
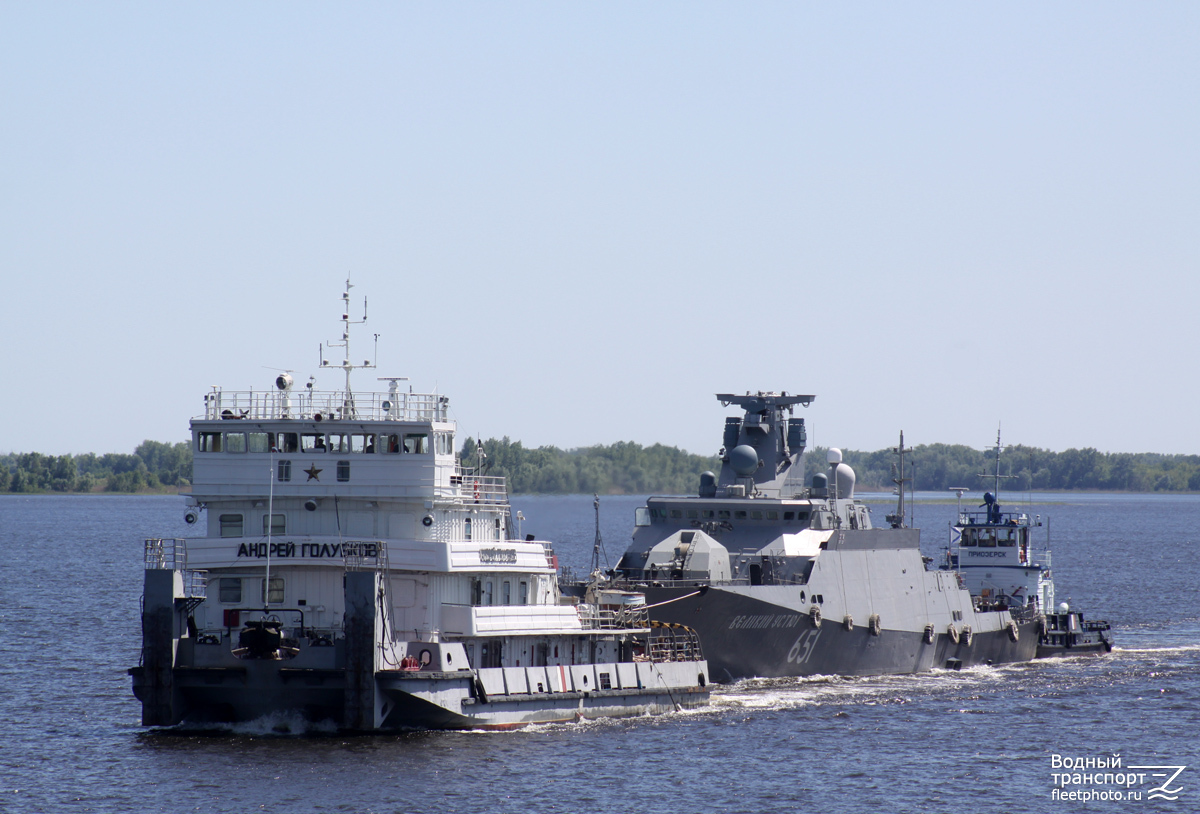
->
(1007, 621), (1020, 642)
(843, 615), (854, 632)
(473, 480), (480, 500)
(948, 624), (960, 644)
(809, 606), (822, 628)
(868, 614), (882, 636)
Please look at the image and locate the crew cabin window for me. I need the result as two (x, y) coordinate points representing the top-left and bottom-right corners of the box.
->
(301, 433), (326, 453)
(260, 578), (285, 604)
(219, 578), (242, 603)
(277, 460), (291, 482)
(337, 460), (350, 482)
(484, 580), (494, 606)
(219, 514), (244, 537)
(198, 432), (222, 452)
(404, 433), (429, 454)
(519, 580), (529, 605)
(464, 517), (472, 540)
(248, 432), (271, 453)
(262, 514), (285, 535)
(225, 432), (246, 453)
(502, 581), (512, 605)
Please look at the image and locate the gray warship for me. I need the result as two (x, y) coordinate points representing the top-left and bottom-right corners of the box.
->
(612, 391), (1109, 682)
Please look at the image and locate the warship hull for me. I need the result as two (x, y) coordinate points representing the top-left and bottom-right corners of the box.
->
(643, 585), (1039, 681)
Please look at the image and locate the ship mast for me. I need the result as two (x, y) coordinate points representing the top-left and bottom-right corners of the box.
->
(887, 431), (911, 529)
(321, 277), (376, 417)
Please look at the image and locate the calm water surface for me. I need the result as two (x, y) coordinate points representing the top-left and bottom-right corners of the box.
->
(2, 493), (1198, 813)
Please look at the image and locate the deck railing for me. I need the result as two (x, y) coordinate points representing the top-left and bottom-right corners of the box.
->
(200, 389), (450, 423)
(143, 538), (207, 599)
(578, 604), (650, 630)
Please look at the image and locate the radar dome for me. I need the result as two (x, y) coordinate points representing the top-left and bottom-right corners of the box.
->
(730, 445), (760, 476)
(827, 448), (843, 465)
(834, 462), (856, 498)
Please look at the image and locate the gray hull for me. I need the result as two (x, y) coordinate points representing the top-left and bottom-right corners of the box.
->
(643, 586), (1039, 682)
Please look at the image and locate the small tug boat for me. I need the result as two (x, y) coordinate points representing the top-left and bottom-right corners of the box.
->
(947, 437), (1113, 659)
(130, 281), (708, 730)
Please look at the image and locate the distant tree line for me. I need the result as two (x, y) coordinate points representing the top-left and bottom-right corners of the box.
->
(3, 436), (1198, 495)
(0, 441), (192, 494)
(460, 437), (722, 495)
(460, 438), (1200, 495)
(810, 444), (1200, 494)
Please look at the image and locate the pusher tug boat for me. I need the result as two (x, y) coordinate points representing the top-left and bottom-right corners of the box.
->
(130, 281), (708, 730)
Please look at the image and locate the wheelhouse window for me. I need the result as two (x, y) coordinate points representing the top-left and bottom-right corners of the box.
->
(219, 514), (244, 538)
(352, 433), (375, 453)
(634, 507), (650, 527)
(225, 432), (246, 453)
(198, 432), (222, 452)
(248, 432), (271, 453)
(277, 460), (291, 482)
(260, 577), (284, 604)
(262, 514), (285, 535)
(301, 433), (326, 453)
(327, 433), (350, 453)
(278, 432), (299, 453)
(219, 578), (242, 603)
(336, 460), (350, 482)
(404, 433), (429, 454)
(382, 433), (400, 453)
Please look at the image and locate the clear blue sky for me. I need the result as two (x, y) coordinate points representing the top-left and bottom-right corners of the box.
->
(3, 3), (1197, 458)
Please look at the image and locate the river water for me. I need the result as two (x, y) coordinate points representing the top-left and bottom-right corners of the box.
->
(1, 492), (1197, 812)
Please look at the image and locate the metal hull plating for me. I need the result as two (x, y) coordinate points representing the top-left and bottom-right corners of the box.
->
(642, 585), (1039, 681)
(132, 660), (708, 731)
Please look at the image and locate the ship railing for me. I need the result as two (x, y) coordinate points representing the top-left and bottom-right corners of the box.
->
(441, 471), (509, 504)
(956, 510), (1031, 527)
(642, 622), (704, 663)
(342, 540), (388, 571)
(199, 388), (450, 423)
(143, 538), (207, 600)
(578, 605), (650, 630)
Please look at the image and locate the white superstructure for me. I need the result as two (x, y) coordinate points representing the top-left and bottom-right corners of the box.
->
(132, 281), (708, 730)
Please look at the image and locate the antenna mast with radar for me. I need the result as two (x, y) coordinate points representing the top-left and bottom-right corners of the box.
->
(319, 277), (378, 417)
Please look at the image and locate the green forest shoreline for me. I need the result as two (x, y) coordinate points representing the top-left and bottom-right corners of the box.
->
(3, 436), (1199, 496)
